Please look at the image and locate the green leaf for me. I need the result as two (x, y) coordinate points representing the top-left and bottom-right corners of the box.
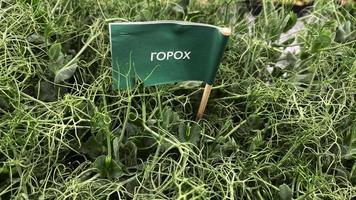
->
(178, 123), (186, 138)
(113, 137), (120, 161)
(54, 63), (78, 83)
(345, 126), (356, 159)
(160, 139), (174, 152)
(94, 155), (123, 179)
(80, 134), (107, 159)
(0, 96), (10, 112)
(162, 107), (179, 130)
(37, 81), (56, 102)
(286, 52), (298, 66)
(179, 0), (189, 13)
(279, 184), (292, 200)
(48, 43), (62, 61)
(0, 166), (9, 175)
(300, 51), (310, 60)
(119, 141), (138, 167)
(113, 136), (138, 167)
(189, 123), (201, 145)
(173, 0), (190, 14)
(294, 73), (313, 84)
(248, 131), (263, 152)
(350, 163), (356, 184)
(336, 28), (346, 43)
(247, 113), (262, 130)
(178, 123), (201, 145)
(105, 155), (112, 168)
(344, 21), (351, 34)
(271, 66), (283, 78)
(179, 0), (190, 8)
(48, 43), (66, 73)
(162, 107), (173, 129)
(283, 12), (297, 33)
(91, 111), (110, 133)
(139, 10), (151, 20)
(27, 33), (45, 44)
(281, 37), (296, 46)
(311, 31), (332, 53)
(220, 138), (239, 156)
(177, 81), (202, 89)
(335, 21), (352, 43)
(172, 4), (185, 14)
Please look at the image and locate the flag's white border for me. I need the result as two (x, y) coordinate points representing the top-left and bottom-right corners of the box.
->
(109, 20), (222, 29)
(109, 21), (231, 37)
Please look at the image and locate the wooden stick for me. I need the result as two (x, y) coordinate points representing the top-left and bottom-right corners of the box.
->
(196, 84), (212, 121)
(220, 27), (232, 36)
(195, 27), (231, 121)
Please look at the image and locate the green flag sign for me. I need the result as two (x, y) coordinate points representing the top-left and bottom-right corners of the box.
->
(109, 21), (230, 89)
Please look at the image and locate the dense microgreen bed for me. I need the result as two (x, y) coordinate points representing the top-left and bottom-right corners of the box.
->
(0, 0), (355, 199)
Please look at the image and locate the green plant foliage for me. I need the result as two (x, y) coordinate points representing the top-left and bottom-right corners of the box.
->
(279, 183), (292, 200)
(93, 155), (123, 179)
(54, 63), (78, 83)
(178, 123), (201, 145)
(335, 20), (353, 43)
(311, 30), (332, 52)
(282, 12), (297, 33)
(48, 43), (78, 83)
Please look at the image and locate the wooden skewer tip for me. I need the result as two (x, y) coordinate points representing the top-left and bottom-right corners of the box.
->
(196, 84), (213, 121)
(220, 27), (232, 36)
